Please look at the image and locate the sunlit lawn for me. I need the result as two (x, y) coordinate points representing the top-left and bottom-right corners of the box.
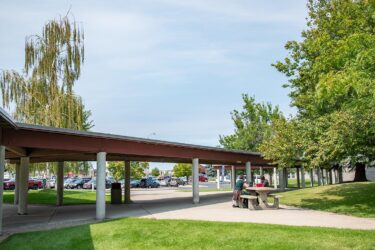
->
(279, 182), (375, 218)
(1, 218), (375, 250)
(3, 189), (111, 205)
(286, 178), (319, 188)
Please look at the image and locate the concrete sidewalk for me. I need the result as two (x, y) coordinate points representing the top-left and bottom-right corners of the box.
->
(2, 191), (375, 241)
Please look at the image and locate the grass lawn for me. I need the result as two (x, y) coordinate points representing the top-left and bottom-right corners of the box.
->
(1, 218), (374, 250)
(286, 178), (319, 188)
(3, 189), (111, 205)
(279, 182), (375, 218)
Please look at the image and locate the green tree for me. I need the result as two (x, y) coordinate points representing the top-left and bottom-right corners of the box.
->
(108, 162), (124, 181)
(259, 118), (306, 169)
(151, 167), (160, 177)
(173, 163), (191, 181)
(205, 164), (216, 177)
(219, 94), (283, 151)
(272, 0), (375, 180)
(108, 161), (149, 180)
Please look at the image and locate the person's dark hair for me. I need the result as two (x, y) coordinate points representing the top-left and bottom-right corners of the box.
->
(261, 175), (265, 180)
(239, 175), (244, 179)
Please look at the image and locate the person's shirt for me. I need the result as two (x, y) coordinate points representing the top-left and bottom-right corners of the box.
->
(235, 179), (244, 190)
(263, 179), (269, 187)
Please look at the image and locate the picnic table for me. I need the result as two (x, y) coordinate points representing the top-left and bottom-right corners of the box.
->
(246, 187), (277, 209)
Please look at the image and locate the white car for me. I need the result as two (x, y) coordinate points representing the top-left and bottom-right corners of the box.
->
(47, 178), (56, 188)
(159, 179), (168, 187)
(216, 175), (231, 183)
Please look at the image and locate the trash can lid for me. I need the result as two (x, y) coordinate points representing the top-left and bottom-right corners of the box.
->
(111, 182), (121, 189)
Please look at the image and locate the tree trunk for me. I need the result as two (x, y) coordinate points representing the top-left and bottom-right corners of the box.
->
(353, 163), (367, 182)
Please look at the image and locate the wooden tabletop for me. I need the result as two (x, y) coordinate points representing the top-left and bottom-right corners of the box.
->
(246, 187), (275, 191)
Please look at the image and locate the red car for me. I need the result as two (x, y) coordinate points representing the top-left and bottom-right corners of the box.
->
(3, 179), (15, 190)
(199, 175), (208, 182)
(4, 179), (43, 190)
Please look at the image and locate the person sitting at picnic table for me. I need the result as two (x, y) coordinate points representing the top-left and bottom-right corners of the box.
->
(260, 175), (269, 187)
(232, 175), (245, 207)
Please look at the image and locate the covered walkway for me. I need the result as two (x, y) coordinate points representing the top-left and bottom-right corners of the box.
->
(0, 107), (270, 235)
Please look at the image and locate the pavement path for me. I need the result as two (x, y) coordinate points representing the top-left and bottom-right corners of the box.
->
(1, 189), (375, 241)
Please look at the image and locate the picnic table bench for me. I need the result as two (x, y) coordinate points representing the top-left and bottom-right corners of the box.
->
(268, 194), (282, 209)
(239, 195), (259, 210)
(242, 187), (282, 209)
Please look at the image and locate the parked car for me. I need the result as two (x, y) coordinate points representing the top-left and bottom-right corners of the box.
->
(83, 179), (95, 189)
(139, 177), (160, 188)
(158, 178), (168, 187)
(66, 178), (91, 189)
(82, 179), (112, 189)
(130, 179), (140, 188)
(28, 179), (43, 189)
(47, 178), (56, 188)
(3, 178), (15, 190)
(199, 174), (208, 182)
(169, 177), (185, 187)
(117, 179), (140, 188)
(158, 177), (171, 187)
(64, 178), (76, 189)
(180, 176), (188, 184)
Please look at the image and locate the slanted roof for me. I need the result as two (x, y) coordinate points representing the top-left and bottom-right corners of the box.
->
(0, 107), (18, 129)
(0, 108), (270, 165)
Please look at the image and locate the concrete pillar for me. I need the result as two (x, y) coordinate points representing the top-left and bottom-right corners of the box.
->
(231, 165), (235, 190)
(221, 165), (225, 183)
(14, 163), (20, 205)
(0, 146), (5, 235)
(246, 161), (251, 185)
(18, 157), (29, 215)
(216, 168), (220, 190)
(96, 152), (106, 220)
(192, 158), (199, 204)
(296, 167), (301, 188)
(273, 167), (277, 189)
(56, 162), (64, 206)
(310, 169), (314, 187)
(260, 167), (264, 176)
(124, 160), (131, 204)
(301, 167), (306, 188)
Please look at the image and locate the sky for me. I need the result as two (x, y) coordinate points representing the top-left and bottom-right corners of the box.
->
(0, 0), (308, 170)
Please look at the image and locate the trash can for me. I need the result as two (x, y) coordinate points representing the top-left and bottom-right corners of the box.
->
(111, 183), (122, 204)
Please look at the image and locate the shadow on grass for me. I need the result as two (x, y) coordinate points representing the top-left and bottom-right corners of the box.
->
(3, 189), (109, 205)
(284, 182), (375, 217)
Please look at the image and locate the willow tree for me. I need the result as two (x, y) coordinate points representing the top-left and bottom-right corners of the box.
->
(0, 16), (92, 130)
